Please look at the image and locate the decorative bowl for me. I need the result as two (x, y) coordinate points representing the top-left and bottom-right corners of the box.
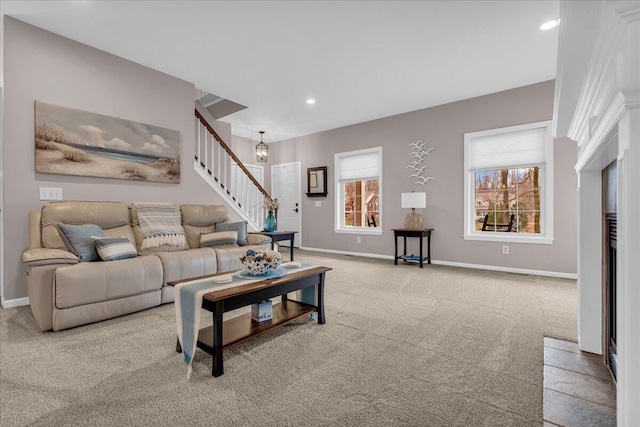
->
(239, 249), (282, 276)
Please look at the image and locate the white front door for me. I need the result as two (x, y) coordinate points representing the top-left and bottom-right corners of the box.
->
(271, 162), (301, 247)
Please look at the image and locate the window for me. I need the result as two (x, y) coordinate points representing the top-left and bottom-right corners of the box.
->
(463, 121), (553, 244)
(335, 147), (382, 234)
(474, 168), (542, 232)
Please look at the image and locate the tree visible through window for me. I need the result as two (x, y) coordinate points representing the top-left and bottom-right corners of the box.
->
(335, 146), (382, 233)
(344, 179), (379, 228)
(474, 167), (542, 233)
(464, 121), (552, 243)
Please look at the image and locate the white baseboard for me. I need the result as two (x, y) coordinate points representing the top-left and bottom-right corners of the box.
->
(299, 247), (577, 279)
(1, 296), (30, 308)
(300, 246), (395, 260)
(431, 260), (577, 280)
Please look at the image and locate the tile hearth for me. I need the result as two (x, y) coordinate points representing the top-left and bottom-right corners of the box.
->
(543, 337), (616, 427)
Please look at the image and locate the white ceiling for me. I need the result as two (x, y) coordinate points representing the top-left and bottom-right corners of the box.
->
(1, 1), (559, 143)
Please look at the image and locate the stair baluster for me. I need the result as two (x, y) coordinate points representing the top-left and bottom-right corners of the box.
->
(193, 109), (273, 231)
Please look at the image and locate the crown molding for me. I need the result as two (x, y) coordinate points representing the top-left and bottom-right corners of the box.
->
(566, 1), (640, 147)
(567, 4), (625, 142)
(575, 93), (625, 172)
(608, 0), (640, 23)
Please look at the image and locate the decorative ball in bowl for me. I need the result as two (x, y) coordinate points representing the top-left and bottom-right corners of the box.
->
(239, 249), (282, 276)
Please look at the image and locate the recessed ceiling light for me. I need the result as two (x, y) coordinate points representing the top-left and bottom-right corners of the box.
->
(540, 20), (559, 31)
(306, 99), (316, 105)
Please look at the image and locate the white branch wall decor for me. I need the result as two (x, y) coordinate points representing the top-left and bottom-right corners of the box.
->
(405, 139), (434, 185)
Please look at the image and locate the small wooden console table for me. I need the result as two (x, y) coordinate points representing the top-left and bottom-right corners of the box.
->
(392, 228), (433, 268)
(249, 231), (298, 261)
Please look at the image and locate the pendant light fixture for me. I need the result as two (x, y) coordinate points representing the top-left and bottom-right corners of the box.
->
(256, 131), (268, 162)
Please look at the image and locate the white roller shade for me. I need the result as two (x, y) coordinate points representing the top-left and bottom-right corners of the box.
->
(468, 127), (547, 171)
(336, 148), (381, 181)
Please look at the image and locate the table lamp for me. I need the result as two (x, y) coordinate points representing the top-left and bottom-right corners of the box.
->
(401, 192), (427, 229)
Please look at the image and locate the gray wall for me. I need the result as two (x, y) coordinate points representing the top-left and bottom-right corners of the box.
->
(1, 17), (232, 301)
(1, 17), (577, 303)
(230, 135), (273, 191)
(266, 80), (578, 274)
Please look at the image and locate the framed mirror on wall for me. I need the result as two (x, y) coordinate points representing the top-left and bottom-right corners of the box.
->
(306, 166), (327, 197)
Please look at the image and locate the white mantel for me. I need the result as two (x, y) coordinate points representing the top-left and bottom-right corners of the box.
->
(554, 1), (640, 425)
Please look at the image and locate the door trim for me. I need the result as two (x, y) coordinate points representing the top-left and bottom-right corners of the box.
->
(0, 88), (4, 306)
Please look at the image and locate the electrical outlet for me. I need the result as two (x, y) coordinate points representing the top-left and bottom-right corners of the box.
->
(356, 236), (362, 244)
(502, 245), (509, 255)
(315, 201), (321, 207)
(39, 187), (63, 201)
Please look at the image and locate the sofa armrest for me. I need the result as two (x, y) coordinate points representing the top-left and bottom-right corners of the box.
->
(22, 248), (80, 267)
(25, 264), (60, 331)
(246, 234), (272, 245)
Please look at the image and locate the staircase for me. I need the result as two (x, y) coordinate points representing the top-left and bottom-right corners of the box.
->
(194, 108), (273, 231)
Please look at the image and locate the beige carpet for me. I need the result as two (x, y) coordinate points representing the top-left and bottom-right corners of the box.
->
(0, 251), (577, 426)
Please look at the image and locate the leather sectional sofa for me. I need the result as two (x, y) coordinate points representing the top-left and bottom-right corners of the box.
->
(21, 201), (271, 332)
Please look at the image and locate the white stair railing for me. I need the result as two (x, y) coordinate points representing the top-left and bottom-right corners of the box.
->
(194, 109), (273, 231)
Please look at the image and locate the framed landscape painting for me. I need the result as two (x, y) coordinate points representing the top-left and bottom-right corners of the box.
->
(35, 101), (181, 183)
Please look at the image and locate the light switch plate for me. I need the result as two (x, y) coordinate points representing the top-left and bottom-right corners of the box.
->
(39, 187), (63, 201)
(315, 201), (321, 207)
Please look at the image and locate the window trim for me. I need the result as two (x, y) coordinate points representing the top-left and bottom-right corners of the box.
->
(334, 147), (383, 235)
(463, 121), (554, 244)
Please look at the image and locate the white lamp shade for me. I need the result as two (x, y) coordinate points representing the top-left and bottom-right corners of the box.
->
(401, 192), (426, 209)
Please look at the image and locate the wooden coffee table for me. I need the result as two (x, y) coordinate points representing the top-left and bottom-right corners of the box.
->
(168, 266), (331, 377)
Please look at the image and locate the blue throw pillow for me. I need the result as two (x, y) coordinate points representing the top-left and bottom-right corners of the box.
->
(92, 237), (138, 261)
(215, 221), (247, 246)
(56, 223), (104, 262)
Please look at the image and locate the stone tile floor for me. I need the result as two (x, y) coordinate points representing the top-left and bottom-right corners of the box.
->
(543, 337), (616, 427)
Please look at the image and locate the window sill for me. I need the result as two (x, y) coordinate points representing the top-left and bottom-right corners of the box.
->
(335, 228), (383, 236)
(463, 233), (553, 245)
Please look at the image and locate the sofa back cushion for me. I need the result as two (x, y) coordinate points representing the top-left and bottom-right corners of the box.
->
(129, 204), (189, 254)
(41, 201), (134, 250)
(181, 204), (229, 249)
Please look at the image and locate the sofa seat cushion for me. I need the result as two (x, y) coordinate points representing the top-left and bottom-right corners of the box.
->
(54, 255), (162, 309)
(154, 248), (217, 287)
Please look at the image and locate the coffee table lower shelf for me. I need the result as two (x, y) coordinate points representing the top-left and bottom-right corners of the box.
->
(197, 300), (316, 352)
